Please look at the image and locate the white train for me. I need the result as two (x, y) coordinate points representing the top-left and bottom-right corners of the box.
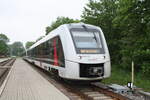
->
(25, 23), (111, 81)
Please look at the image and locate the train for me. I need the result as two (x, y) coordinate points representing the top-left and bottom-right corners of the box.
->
(24, 23), (111, 81)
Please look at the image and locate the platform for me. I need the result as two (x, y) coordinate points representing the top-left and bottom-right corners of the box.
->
(0, 58), (10, 63)
(0, 58), (69, 100)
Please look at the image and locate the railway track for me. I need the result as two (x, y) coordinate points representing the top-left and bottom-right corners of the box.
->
(25, 59), (131, 100)
(0, 58), (15, 66)
(0, 59), (11, 66)
(55, 80), (131, 100)
(0, 58), (16, 87)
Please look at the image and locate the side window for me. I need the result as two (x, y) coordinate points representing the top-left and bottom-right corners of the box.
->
(48, 39), (53, 60)
(42, 42), (47, 57)
(35, 47), (37, 57)
(56, 36), (65, 67)
(48, 36), (65, 67)
(32, 36), (65, 67)
(45, 42), (49, 56)
(39, 44), (43, 58)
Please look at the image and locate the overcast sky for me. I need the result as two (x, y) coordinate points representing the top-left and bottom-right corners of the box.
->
(0, 0), (88, 45)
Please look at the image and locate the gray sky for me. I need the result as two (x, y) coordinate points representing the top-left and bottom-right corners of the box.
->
(0, 0), (88, 45)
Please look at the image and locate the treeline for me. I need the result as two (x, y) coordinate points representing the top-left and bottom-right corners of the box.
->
(46, 17), (80, 35)
(81, 0), (150, 76)
(10, 42), (25, 56)
(0, 33), (9, 57)
(45, 0), (150, 76)
(0, 33), (25, 57)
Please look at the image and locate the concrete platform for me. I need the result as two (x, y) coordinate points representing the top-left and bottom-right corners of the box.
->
(0, 58), (69, 100)
(0, 58), (10, 63)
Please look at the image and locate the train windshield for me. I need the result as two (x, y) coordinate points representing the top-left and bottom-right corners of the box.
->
(72, 31), (102, 48)
(71, 30), (105, 54)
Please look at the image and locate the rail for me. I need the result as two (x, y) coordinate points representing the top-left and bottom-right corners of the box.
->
(0, 58), (16, 87)
(139, 91), (150, 100)
(25, 59), (131, 100)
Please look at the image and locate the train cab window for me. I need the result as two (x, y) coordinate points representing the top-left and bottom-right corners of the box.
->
(72, 31), (102, 48)
(71, 29), (105, 54)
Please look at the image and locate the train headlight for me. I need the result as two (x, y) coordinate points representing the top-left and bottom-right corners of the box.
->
(78, 56), (82, 59)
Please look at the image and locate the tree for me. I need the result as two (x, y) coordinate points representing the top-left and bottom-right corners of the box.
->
(113, 0), (150, 74)
(81, 0), (150, 76)
(11, 42), (25, 56)
(25, 41), (35, 49)
(0, 33), (9, 43)
(0, 41), (8, 56)
(0, 33), (9, 57)
(36, 36), (45, 42)
(81, 0), (120, 64)
(46, 16), (80, 35)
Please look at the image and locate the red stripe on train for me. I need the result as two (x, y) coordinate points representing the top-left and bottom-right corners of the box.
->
(53, 39), (58, 66)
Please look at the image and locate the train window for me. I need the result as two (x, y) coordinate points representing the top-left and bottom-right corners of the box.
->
(55, 36), (65, 67)
(44, 43), (48, 57)
(35, 47), (37, 57)
(28, 36), (65, 67)
(39, 44), (43, 58)
(48, 39), (54, 60)
(57, 37), (65, 67)
(72, 31), (102, 49)
(48, 36), (65, 67)
(71, 29), (105, 54)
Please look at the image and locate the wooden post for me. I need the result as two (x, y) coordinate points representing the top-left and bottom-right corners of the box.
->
(131, 61), (134, 89)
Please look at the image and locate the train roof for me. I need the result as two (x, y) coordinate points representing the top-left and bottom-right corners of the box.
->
(27, 22), (100, 51)
(66, 22), (99, 29)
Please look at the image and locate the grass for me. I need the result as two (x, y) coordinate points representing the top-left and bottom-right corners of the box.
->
(102, 66), (150, 92)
